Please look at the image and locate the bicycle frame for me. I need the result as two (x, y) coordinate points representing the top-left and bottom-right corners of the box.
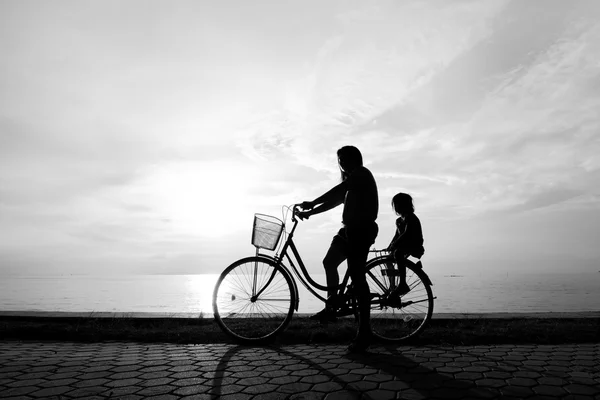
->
(257, 206), (369, 306)
(254, 205), (434, 313)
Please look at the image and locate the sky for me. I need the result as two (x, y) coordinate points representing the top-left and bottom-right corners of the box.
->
(1, 0), (599, 277)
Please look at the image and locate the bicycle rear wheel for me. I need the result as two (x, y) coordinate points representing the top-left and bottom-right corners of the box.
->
(213, 257), (296, 343)
(366, 257), (434, 342)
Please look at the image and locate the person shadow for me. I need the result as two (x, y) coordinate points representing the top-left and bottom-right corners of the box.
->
(208, 344), (500, 399)
(345, 345), (499, 399)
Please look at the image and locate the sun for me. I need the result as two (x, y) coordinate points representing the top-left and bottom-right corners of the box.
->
(144, 160), (256, 238)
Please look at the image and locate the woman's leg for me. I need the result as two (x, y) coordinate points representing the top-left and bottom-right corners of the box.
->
(346, 223), (378, 348)
(347, 243), (371, 336)
(310, 232), (347, 320)
(323, 235), (347, 301)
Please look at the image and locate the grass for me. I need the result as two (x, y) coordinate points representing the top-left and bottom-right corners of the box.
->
(1, 315), (599, 345)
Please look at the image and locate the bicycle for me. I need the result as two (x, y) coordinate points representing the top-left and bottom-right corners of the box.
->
(212, 205), (435, 344)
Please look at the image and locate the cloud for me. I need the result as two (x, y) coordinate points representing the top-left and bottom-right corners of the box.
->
(507, 189), (583, 213)
(1, 0), (599, 276)
(342, 2), (600, 220)
(234, 0), (509, 174)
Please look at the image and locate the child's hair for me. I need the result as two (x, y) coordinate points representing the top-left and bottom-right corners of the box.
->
(391, 193), (415, 215)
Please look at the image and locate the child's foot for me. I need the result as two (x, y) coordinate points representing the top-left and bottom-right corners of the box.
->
(397, 282), (410, 296)
(387, 283), (410, 307)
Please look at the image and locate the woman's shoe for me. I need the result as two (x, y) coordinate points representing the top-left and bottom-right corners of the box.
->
(309, 308), (337, 323)
(347, 332), (371, 352)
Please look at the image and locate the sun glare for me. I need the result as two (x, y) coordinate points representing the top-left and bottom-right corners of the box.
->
(145, 161), (256, 238)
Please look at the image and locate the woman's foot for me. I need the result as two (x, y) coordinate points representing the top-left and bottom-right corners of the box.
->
(309, 308), (337, 323)
(347, 332), (371, 353)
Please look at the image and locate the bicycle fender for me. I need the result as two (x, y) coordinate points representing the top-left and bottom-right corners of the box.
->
(411, 261), (433, 286)
(419, 269), (433, 286)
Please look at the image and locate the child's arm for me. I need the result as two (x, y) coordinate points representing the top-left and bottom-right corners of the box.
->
(387, 231), (400, 251)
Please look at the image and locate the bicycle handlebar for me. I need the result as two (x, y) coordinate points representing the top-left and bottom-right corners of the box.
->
(291, 204), (302, 223)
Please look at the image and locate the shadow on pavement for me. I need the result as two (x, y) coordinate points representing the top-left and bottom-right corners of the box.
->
(347, 345), (499, 398)
(207, 344), (502, 399)
(211, 345), (366, 399)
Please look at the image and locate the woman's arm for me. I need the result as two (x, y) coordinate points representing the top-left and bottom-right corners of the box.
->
(299, 182), (346, 219)
(312, 182), (346, 206)
(309, 197), (343, 216)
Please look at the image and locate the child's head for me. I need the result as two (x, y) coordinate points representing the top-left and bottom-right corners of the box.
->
(391, 193), (415, 216)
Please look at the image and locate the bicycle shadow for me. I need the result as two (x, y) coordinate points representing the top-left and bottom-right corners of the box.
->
(210, 345), (366, 399)
(207, 344), (499, 399)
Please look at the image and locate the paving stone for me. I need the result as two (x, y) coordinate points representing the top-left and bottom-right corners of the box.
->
(475, 378), (507, 388)
(260, 370), (290, 379)
(468, 387), (500, 399)
(277, 382), (313, 394)
(300, 374), (331, 384)
(173, 384), (212, 396)
(312, 382), (346, 393)
(2, 386), (39, 396)
(109, 371), (142, 379)
(9, 372), (49, 381)
(435, 366), (462, 374)
(143, 395), (178, 400)
(49, 371), (81, 380)
(237, 376), (269, 386)
(337, 373), (363, 384)
(507, 377), (538, 387)
(349, 380), (379, 391)
(500, 385), (535, 398)
(324, 390), (361, 399)
(6, 378), (46, 388)
(565, 383), (600, 396)
(73, 378), (110, 388)
(137, 371), (171, 380)
(241, 382), (279, 394)
(430, 387), (464, 399)
(111, 364), (141, 373)
(364, 373), (391, 382)
(136, 385), (176, 396)
(66, 386), (108, 397)
(38, 377), (78, 387)
(534, 385), (568, 397)
(172, 370), (207, 379)
(104, 377), (143, 387)
(454, 371), (484, 381)
(30, 386), (73, 397)
(140, 377), (174, 387)
(380, 379), (410, 391)
(268, 375), (300, 385)
(214, 383), (245, 395)
(483, 370), (512, 379)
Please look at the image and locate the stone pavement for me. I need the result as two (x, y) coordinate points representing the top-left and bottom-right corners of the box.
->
(0, 341), (599, 399)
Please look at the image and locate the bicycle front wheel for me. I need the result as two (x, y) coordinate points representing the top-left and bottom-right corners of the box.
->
(366, 257), (434, 342)
(212, 257), (296, 343)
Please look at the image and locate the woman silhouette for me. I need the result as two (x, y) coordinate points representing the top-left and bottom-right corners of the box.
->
(297, 145), (379, 351)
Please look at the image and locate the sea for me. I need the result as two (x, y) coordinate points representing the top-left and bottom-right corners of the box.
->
(1, 272), (599, 316)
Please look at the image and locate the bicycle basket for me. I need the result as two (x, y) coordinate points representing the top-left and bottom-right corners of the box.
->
(252, 214), (284, 251)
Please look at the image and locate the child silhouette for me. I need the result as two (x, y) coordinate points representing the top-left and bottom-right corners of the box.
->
(387, 193), (424, 296)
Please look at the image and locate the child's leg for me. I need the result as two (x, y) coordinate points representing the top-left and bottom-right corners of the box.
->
(393, 249), (410, 295)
